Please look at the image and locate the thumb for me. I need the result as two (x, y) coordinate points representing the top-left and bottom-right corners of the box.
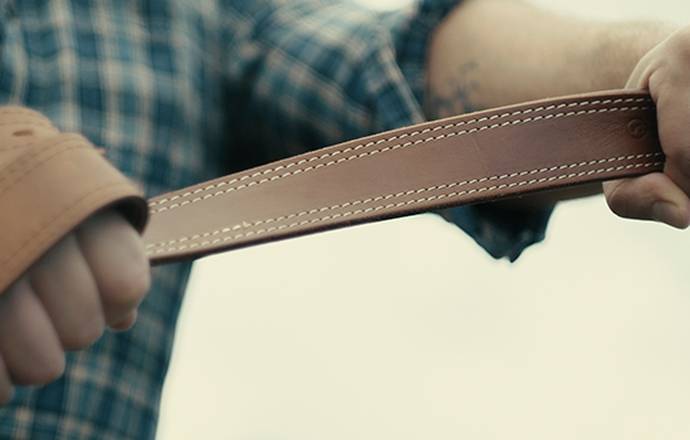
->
(603, 172), (690, 228)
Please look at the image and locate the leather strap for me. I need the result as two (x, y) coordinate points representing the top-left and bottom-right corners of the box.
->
(0, 90), (663, 293)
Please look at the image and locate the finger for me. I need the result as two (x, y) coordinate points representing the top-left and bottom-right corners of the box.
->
(109, 310), (138, 332)
(603, 172), (690, 228)
(30, 233), (105, 351)
(76, 209), (150, 328)
(624, 36), (690, 197)
(625, 46), (658, 90)
(0, 277), (65, 386)
(651, 87), (690, 196)
(0, 355), (14, 405)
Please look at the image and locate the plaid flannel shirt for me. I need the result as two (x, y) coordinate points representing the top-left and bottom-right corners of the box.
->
(0, 0), (550, 438)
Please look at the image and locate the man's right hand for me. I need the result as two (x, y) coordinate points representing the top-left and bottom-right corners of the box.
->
(0, 209), (151, 405)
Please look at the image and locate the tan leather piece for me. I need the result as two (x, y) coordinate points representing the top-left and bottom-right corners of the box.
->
(0, 107), (148, 295)
(0, 90), (664, 293)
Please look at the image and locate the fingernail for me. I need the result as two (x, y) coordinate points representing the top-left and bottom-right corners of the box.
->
(652, 201), (686, 228)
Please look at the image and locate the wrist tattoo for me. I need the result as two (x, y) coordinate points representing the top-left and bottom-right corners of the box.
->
(427, 61), (481, 119)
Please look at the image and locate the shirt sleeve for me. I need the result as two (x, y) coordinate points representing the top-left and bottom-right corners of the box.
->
(223, 0), (553, 261)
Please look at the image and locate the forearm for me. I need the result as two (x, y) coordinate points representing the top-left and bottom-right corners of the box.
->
(425, 0), (677, 206)
(426, 0), (676, 117)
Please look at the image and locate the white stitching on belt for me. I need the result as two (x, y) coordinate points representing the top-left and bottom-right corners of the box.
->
(148, 97), (651, 212)
(145, 152), (661, 249)
(145, 158), (663, 254)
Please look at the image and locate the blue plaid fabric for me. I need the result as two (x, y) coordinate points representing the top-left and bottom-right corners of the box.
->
(0, 0), (549, 438)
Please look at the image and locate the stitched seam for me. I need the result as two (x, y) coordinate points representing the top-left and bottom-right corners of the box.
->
(0, 140), (87, 197)
(147, 160), (662, 255)
(0, 120), (53, 129)
(0, 113), (53, 126)
(0, 138), (62, 151)
(144, 152), (663, 249)
(0, 133), (88, 165)
(0, 133), (83, 158)
(149, 99), (651, 211)
(150, 149), (663, 219)
(146, 159), (663, 255)
(149, 100), (651, 209)
(0, 109), (50, 117)
(0, 140), (85, 193)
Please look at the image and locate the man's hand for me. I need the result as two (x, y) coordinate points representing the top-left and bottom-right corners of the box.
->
(0, 209), (151, 404)
(603, 28), (690, 228)
(427, 0), (687, 225)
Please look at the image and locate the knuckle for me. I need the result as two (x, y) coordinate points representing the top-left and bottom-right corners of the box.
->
(101, 264), (151, 310)
(607, 198), (631, 218)
(13, 354), (65, 386)
(669, 150), (690, 177)
(638, 174), (666, 196)
(605, 182), (647, 220)
(665, 28), (690, 62)
(663, 141), (687, 161)
(604, 183), (629, 216)
(61, 318), (105, 351)
(36, 355), (66, 385)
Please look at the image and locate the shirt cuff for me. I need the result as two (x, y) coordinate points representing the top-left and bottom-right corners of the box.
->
(440, 203), (554, 262)
(384, 0), (462, 106)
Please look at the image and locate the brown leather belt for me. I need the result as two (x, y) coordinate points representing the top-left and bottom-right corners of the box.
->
(0, 89), (662, 293)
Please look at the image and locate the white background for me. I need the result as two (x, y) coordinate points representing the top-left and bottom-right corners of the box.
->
(157, 1), (690, 439)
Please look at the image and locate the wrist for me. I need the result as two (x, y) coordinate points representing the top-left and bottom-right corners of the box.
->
(586, 21), (678, 90)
